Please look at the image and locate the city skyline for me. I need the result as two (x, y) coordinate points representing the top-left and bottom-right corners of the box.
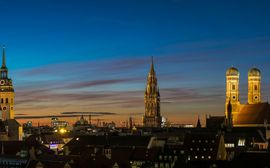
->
(1, 0), (270, 125)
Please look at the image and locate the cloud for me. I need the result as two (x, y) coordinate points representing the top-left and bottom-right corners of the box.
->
(61, 112), (117, 115)
(62, 78), (141, 89)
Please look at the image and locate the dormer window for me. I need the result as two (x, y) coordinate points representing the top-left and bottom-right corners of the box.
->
(238, 139), (245, 146)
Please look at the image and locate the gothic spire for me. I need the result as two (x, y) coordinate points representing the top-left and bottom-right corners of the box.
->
(196, 115), (201, 128)
(2, 46), (6, 69)
(227, 99), (232, 113)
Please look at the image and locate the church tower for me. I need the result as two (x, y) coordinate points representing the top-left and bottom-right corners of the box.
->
(143, 57), (161, 127)
(0, 47), (14, 120)
(225, 67), (240, 124)
(248, 67), (261, 104)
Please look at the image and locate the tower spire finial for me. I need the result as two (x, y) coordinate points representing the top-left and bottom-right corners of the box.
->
(2, 46), (6, 68)
(150, 56), (155, 74)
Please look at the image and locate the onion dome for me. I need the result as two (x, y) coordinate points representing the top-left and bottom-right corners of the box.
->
(248, 67), (261, 77)
(226, 67), (239, 76)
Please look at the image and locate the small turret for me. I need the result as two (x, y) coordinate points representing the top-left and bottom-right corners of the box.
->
(226, 100), (233, 130)
(196, 115), (201, 128)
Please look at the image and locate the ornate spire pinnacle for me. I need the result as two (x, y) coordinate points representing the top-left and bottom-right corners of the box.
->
(150, 56), (155, 74)
(2, 46), (6, 68)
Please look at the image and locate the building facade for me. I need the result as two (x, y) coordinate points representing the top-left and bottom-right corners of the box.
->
(143, 57), (161, 127)
(0, 47), (14, 120)
(248, 67), (261, 104)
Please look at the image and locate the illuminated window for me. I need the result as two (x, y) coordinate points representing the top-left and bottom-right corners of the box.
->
(225, 143), (235, 148)
(201, 156), (204, 159)
(205, 140), (208, 143)
(238, 139), (245, 146)
(210, 148), (213, 151)
(203, 148), (206, 151)
(197, 148), (199, 151)
(212, 140), (215, 143)
(254, 85), (258, 91)
(190, 148), (193, 151)
(198, 140), (201, 143)
(208, 156), (211, 159)
(195, 156), (197, 159)
(192, 140), (195, 143)
(188, 156), (190, 161)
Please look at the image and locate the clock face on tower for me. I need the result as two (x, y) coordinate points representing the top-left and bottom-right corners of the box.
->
(0, 80), (5, 85)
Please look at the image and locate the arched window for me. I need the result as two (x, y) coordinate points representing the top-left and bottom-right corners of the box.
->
(5, 98), (8, 104)
(254, 85), (258, 91)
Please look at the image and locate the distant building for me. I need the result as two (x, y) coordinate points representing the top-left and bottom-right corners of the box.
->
(143, 57), (162, 128)
(51, 117), (68, 129)
(206, 115), (225, 129)
(0, 47), (22, 141)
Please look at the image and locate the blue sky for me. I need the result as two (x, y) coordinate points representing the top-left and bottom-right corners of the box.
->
(1, 0), (270, 125)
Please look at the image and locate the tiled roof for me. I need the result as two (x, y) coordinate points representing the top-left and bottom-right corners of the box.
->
(27, 133), (64, 144)
(234, 103), (270, 125)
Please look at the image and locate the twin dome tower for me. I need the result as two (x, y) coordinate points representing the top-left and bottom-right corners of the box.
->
(225, 66), (262, 126)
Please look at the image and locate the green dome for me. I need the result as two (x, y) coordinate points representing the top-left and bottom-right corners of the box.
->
(248, 67), (261, 77)
(226, 67), (239, 76)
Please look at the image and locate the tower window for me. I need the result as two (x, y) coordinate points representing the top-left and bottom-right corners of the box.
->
(232, 85), (235, 90)
(5, 98), (8, 104)
(254, 85), (258, 91)
(1, 99), (2, 103)
(232, 96), (236, 100)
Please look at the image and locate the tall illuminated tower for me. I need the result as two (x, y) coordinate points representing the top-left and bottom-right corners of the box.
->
(143, 57), (161, 127)
(0, 47), (14, 120)
(248, 67), (261, 104)
(225, 67), (240, 124)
